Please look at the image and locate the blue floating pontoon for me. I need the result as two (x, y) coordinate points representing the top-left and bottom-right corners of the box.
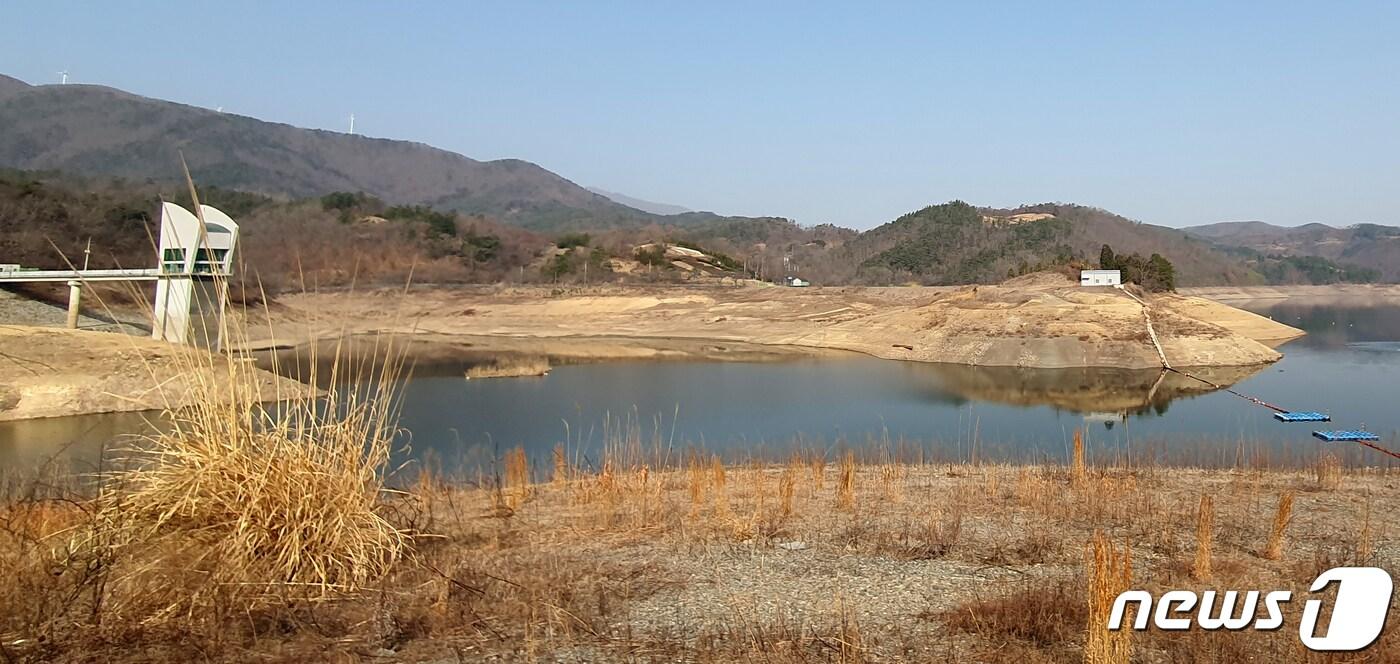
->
(1313, 430), (1380, 442)
(1275, 411), (1331, 422)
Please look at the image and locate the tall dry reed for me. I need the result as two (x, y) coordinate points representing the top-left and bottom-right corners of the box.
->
(779, 467), (796, 518)
(1263, 490), (1294, 560)
(504, 447), (532, 508)
(1192, 494), (1214, 580)
(1085, 530), (1133, 664)
(1071, 429), (1086, 487)
(838, 451), (856, 510)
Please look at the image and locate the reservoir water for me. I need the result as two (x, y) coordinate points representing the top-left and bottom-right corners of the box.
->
(5, 301), (1399, 475)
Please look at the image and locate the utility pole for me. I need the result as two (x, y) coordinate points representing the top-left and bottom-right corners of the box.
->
(65, 238), (93, 329)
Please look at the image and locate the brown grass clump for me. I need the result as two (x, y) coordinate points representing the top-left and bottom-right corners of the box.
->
(687, 453), (706, 506)
(1263, 490), (1294, 560)
(1071, 429), (1087, 487)
(710, 455), (730, 518)
(779, 467), (796, 518)
(1314, 452), (1342, 490)
(940, 579), (1085, 649)
(1192, 494), (1215, 581)
(464, 355), (550, 379)
(1085, 531), (1133, 664)
(91, 328), (411, 623)
(879, 462), (903, 503)
(1356, 499), (1374, 565)
(504, 447), (532, 508)
(710, 454), (726, 491)
(810, 452), (826, 491)
(552, 443), (569, 484)
(837, 451), (856, 510)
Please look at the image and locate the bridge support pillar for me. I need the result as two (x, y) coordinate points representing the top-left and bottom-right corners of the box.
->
(65, 280), (81, 329)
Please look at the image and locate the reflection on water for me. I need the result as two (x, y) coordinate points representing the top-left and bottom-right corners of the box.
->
(0, 410), (160, 477)
(1349, 342), (1400, 354)
(4, 302), (1399, 473)
(913, 363), (1267, 415)
(1249, 301), (1400, 349)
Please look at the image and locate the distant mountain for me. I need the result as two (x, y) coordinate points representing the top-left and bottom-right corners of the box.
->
(1184, 221), (1400, 282)
(828, 202), (1261, 287)
(586, 187), (690, 215)
(0, 74), (776, 232)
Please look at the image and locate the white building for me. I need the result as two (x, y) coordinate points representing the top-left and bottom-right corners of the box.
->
(1079, 269), (1122, 287)
(152, 202), (239, 347)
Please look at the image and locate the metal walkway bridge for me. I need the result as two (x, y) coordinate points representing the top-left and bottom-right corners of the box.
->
(0, 268), (163, 283)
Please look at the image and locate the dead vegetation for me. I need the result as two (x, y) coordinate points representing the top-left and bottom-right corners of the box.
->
(4, 422), (1398, 662)
(464, 355), (551, 379)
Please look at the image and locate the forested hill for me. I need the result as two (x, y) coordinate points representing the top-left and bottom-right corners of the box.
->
(1184, 221), (1400, 283)
(1, 73), (1387, 288)
(818, 202), (1262, 287)
(0, 74), (782, 233)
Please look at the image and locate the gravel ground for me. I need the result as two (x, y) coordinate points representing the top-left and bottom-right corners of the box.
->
(0, 287), (148, 334)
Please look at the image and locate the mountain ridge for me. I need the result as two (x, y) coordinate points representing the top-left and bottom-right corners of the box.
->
(1183, 220), (1400, 281)
(0, 74), (752, 231)
(586, 187), (690, 215)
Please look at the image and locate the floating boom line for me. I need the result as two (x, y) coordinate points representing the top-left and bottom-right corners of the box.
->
(1119, 285), (1397, 460)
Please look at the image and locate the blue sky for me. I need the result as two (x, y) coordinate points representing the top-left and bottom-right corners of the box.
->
(2, 2), (1397, 229)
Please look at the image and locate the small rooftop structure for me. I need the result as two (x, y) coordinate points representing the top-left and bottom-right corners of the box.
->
(1080, 269), (1121, 287)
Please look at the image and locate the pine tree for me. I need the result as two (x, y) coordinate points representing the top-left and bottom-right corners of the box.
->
(1100, 244), (1116, 270)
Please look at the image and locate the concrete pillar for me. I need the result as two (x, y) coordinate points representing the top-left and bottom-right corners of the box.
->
(65, 280), (82, 329)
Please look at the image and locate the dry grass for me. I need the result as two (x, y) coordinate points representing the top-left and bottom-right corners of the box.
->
(552, 442), (569, 484)
(1357, 498), (1375, 565)
(1084, 531), (1133, 664)
(5, 443), (1399, 661)
(1192, 494), (1215, 581)
(1263, 490), (1294, 560)
(464, 355), (550, 379)
(503, 447), (532, 509)
(1314, 451), (1342, 490)
(838, 450), (856, 510)
(1071, 429), (1087, 487)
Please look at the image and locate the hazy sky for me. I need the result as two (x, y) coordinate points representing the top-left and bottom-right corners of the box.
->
(2, 2), (1397, 229)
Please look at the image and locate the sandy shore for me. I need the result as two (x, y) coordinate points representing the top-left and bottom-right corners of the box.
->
(0, 277), (1314, 420)
(1181, 283), (1400, 303)
(0, 325), (304, 422)
(247, 277), (1301, 372)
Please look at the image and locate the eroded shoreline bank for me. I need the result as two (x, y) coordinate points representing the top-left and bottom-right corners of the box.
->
(1, 279), (1315, 421)
(245, 278), (1303, 372)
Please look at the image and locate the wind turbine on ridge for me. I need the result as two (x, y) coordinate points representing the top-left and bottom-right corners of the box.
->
(58, 70), (69, 85)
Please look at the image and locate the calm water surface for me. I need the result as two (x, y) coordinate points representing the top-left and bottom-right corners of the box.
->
(4, 301), (1399, 474)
